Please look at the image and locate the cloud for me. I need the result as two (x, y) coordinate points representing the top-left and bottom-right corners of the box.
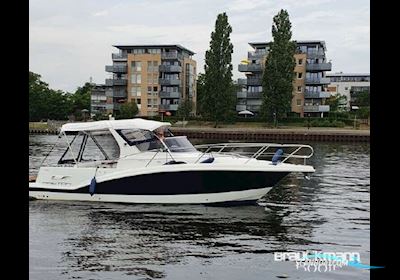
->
(92, 10), (108, 17)
(29, 0), (370, 91)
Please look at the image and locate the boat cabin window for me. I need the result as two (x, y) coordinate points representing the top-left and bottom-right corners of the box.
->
(58, 130), (120, 164)
(163, 136), (197, 152)
(117, 129), (163, 151)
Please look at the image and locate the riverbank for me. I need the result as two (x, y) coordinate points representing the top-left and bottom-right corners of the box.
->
(29, 124), (369, 142)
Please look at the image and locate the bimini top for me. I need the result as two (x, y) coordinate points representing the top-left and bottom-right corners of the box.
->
(60, 118), (171, 133)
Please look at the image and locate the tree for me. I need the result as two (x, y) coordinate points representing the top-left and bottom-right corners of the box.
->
(116, 101), (139, 119)
(260, 9), (296, 126)
(202, 12), (235, 127)
(177, 98), (193, 122)
(71, 82), (93, 119)
(29, 71), (72, 121)
(196, 73), (206, 115)
(326, 94), (347, 112)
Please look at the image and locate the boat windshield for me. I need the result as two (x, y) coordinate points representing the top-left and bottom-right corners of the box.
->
(163, 136), (197, 153)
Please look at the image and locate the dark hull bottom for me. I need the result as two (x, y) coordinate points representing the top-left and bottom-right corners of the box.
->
(30, 170), (290, 196)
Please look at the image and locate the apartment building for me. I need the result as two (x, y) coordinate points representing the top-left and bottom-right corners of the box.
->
(326, 73), (370, 110)
(104, 45), (197, 117)
(90, 84), (112, 117)
(237, 40), (332, 117)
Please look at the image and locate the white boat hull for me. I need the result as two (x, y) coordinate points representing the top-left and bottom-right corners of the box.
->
(29, 187), (272, 205)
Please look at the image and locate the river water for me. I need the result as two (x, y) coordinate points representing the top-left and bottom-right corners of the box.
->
(29, 135), (370, 279)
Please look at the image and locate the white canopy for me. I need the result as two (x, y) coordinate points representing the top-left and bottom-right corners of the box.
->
(60, 118), (171, 133)
(238, 110), (254, 115)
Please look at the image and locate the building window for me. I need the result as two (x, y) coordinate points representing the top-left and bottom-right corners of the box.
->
(298, 59), (303, 65)
(345, 87), (349, 90)
(131, 61), (141, 72)
(297, 86), (302, 92)
(297, 72), (303, 79)
(297, 99), (302, 106)
(147, 73), (153, 84)
(153, 86), (158, 92)
(136, 99), (141, 105)
(131, 86), (141, 97)
(131, 74), (141, 84)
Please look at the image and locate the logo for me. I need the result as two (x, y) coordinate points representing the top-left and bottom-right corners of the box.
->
(274, 251), (383, 272)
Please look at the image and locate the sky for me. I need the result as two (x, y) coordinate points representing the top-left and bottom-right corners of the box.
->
(29, 0), (370, 93)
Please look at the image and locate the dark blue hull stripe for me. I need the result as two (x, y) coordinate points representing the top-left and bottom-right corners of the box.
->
(30, 171), (289, 195)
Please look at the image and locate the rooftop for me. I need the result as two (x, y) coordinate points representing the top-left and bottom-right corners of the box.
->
(249, 40), (327, 50)
(113, 44), (195, 55)
(326, 73), (370, 77)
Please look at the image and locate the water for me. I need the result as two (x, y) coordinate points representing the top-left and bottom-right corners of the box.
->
(29, 135), (370, 279)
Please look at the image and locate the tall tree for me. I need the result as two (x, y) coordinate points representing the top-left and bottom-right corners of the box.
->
(260, 9), (296, 125)
(326, 94), (347, 112)
(202, 12), (235, 127)
(196, 73), (206, 116)
(71, 82), (93, 118)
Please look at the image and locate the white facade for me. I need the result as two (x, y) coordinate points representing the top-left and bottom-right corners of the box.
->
(326, 73), (370, 110)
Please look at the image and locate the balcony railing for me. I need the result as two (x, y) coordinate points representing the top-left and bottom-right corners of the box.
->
(306, 62), (332, 71)
(247, 78), (262, 86)
(105, 104), (114, 110)
(238, 64), (263, 72)
(105, 65), (127, 73)
(159, 78), (181, 86)
(303, 105), (330, 112)
(305, 77), (330, 85)
(161, 52), (180, 59)
(159, 65), (182, 72)
(236, 105), (246, 111)
(105, 79), (128, 86)
(159, 104), (179, 111)
(238, 78), (247, 85)
(113, 89), (127, 98)
(248, 51), (267, 60)
(159, 91), (180, 98)
(304, 91), (331, 99)
(112, 53), (128, 60)
(305, 50), (325, 59)
(247, 92), (262, 99)
(237, 91), (247, 98)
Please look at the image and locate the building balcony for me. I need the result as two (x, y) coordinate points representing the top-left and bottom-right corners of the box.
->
(159, 104), (179, 111)
(303, 105), (330, 112)
(105, 104), (114, 110)
(237, 91), (247, 98)
(305, 50), (325, 59)
(105, 65), (127, 73)
(238, 78), (247, 85)
(236, 104), (247, 111)
(246, 105), (261, 112)
(161, 52), (180, 59)
(306, 62), (332, 71)
(159, 65), (182, 72)
(112, 53), (128, 61)
(247, 92), (262, 99)
(159, 78), (181, 86)
(305, 77), (330, 85)
(238, 64), (263, 72)
(248, 51), (267, 60)
(247, 78), (262, 86)
(105, 79), (128, 86)
(159, 91), (180, 98)
(113, 89), (127, 98)
(304, 90), (331, 99)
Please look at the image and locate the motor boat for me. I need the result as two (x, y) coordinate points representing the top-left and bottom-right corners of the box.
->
(29, 118), (315, 205)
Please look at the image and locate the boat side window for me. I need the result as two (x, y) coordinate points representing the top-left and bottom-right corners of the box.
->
(164, 136), (197, 152)
(117, 129), (162, 151)
(58, 130), (120, 164)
